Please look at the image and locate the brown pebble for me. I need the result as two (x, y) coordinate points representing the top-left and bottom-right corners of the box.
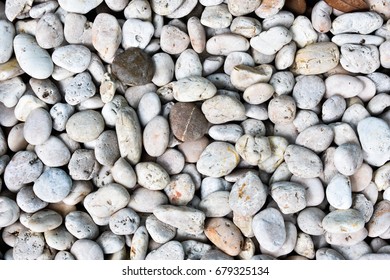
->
(169, 102), (209, 142)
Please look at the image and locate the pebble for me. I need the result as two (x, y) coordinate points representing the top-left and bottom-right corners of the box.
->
(243, 83), (274, 105)
(229, 171), (267, 217)
(70, 239), (104, 260)
(128, 187), (168, 213)
(261, 221), (297, 258)
(270, 181), (307, 214)
(268, 95), (296, 125)
(29, 78), (61, 105)
(230, 16), (261, 38)
(0, 58), (24, 83)
(130, 226), (149, 260)
(250, 26), (292, 55)
(58, 0), (103, 14)
(175, 49), (202, 80)
(145, 214), (176, 244)
(135, 162), (170, 191)
(63, 13), (92, 48)
(340, 44), (380, 74)
(84, 183), (130, 218)
(96, 230), (125, 255)
(284, 144), (323, 178)
(322, 95), (347, 123)
(235, 134), (271, 165)
(316, 248), (345, 260)
(3, 151), (43, 192)
(206, 33), (250, 56)
(153, 205), (205, 235)
(35, 13), (63, 49)
(94, 130), (120, 167)
(201, 4), (232, 29)
(202, 94), (246, 124)
(252, 208), (286, 252)
(169, 102), (209, 142)
(33, 168), (72, 203)
(187, 16), (206, 54)
(227, 0), (261, 16)
(255, 0), (285, 18)
(326, 174), (352, 210)
(91, 13), (122, 63)
(44, 225), (75, 251)
(145, 241), (184, 260)
(156, 148), (185, 175)
(196, 141), (240, 178)
(160, 25), (190, 55)
(62, 181), (93, 206)
(52, 45), (91, 74)
(23, 107), (52, 146)
(14, 95), (47, 122)
(293, 75), (325, 110)
(290, 16), (318, 48)
(13, 33), (53, 79)
(258, 136), (289, 173)
(16, 186), (48, 213)
(198, 191), (231, 217)
(13, 229), (45, 260)
(331, 12), (383, 35)
(208, 124), (243, 143)
(170, 76), (217, 102)
(122, 18), (154, 50)
(0, 76), (26, 108)
(297, 207), (325, 236)
(0, 19), (15, 63)
(295, 124), (334, 153)
(25, 209), (62, 233)
(0, 196), (20, 227)
(331, 241), (372, 260)
(151, 53), (174, 86)
(164, 173), (195, 206)
(322, 209), (365, 234)
(334, 143), (364, 176)
(367, 200), (390, 237)
(109, 207), (140, 235)
(35, 136), (71, 167)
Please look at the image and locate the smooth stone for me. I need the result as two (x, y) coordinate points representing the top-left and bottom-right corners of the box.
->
(367, 200), (390, 237)
(196, 141), (240, 178)
(229, 172), (267, 216)
(13, 33), (53, 79)
(206, 34), (250, 56)
(14, 95), (47, 122)
(164, 173), (195, 206)
(160, 25), (190, 55)
(334, 143), (363, 176)
(294, 232), (315, 259)
(169, 102), (209, 142)
(202, 95), (246, 124)
(122, 18), (154, 50)
(322, 209), (365, 234)
(23, 107), (52, 146)
(70, 239), (104, 260)
(357, 117), (390, 167)
(130, 226), (149, 260)
(250, 26), (292, 55)
(92, 13), (122, 62)
(166, 0), (197, 18)
(268, 95), (296, 125)
(204, 217), (244, 256)
(0, 76), (25, 108)
(145, 241), (184, 260)
(84, 183), (130, 218)
(145, 214), (176, 244)
(261, 221), (297, 258)
(290, 176), (325, 207)
(35, 136), (71, 167)
(36, 13), (63, 49)
(293, 110), (320, 133)
(111, 158), (137, 189)
(154, 205), (205, 235)
(63, 13), (93, 47)
(64, 211), (98, 240)
(331, 12), (383, 35)
(50, 103), (74, 132)
(340, 44), (380, 74)
(151, 52), (175, 86)
(116, 107), (142, 165)
(291, 42), (340, 75)
(29, 1), (59, 18)
(208, 124), (243, 143)
(96, 230), (125, 255)
(177, 136), (210, 163)
(325, 227), (368, 247)
(295, 124), (334, 153)
(33, 168), (72, 203)
(66, 110), (105, 143)
(187, 16), (206, 54)
(297, 207), (325, 236)
(29, 78), (61, 105)
(109, 207), (140, 235)
(3, 151), (43, 192)
(293, 75), (325, 109)
(25, 209), (62, 233)
(322, 95), (347, 123)
(182, 240), (212, 260)
(284, 144), (323, 178)
(198, 191), (231, 217)
(150, 0), (184, 16)
(13, 229), (45, 260)
(201, 4), (232, 29)
(169, 76), (217, 102)
(101, 95), (128, 127)
(316, 248), (345, 260)
(235, 134), (271, 165)
(124, 0), (151, 20)
(58, 0), (103, 13)
(243, 83), (274, 105)
(52, 45), (91, 73)
(252, 208), (286, 252)
(128, 188), (168, 213)
(230, 64), (273, 91)
(270, 181), (307, 214)
(230, 16), (261, 38)
(137, 92), (161, 126)
(135, 162), (170, 191)
(94, 130), (120, 167)
(16, 186), (48, 213)
(0, 58), (24, 82)
(68, 149), (99, 181)
(0, 196), (20, 227)
(64, 72), (96, 105)
(331, 241), (372, 260)
(227, 0), (261, 16)
(258, 136), (289, 174)
(44, 226), (76, 251)
(275, 41), (297, 70)
(0, 19), (15, 63)
(290, 15), (318, 48)
(156, 148), (185, 175)
(175, 49), (202, 80)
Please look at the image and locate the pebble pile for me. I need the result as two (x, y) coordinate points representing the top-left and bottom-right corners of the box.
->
(1, 0), (390, 260)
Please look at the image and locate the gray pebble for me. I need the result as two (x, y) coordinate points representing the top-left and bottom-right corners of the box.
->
(271, 181), (307, 214)
(24, 107), (52, 145)
(0, 196), (20, 227)
(135, 162), (170, 191)
(325, 227), (368, 246)
(293, 75), (325, 110)
(70, 239), (104, 260)
(96, 230), (125, 255)
(7, 123), (26, 152)
(66, 110), (105, 143)
(13, 229), (45, 260)
(164, 173), (195, 206)
(111, 158), (137, 189)
(146, 240), (184, 260)
(33, 167), (72, 203)
(199, 191), (231, 217)
(16, 186), (48, 213)
(323, 209), (365, 234)
(156, 148), (185, 175)
(36, 13), (63, 49)
(295, 124), (334, 153)
(208, 124), (243, 143)
(235, 134), (271, 165)
(297, 207), (325, 236)
(64, 72), (96, 105)
(0, 77), (26, 108)
(44, 225), (75, 251)
(316, 248), (345, 260)
(94, 130), (120, 167)
(109, 207), (140, 235)
(65, 211), (99, 239)
(284, 144), (323, 178)
(146, 214), (176, 244)
(331, 241), (372, 260)
(35, 136), (71, 167)
(261, 222), (297, 258)
(68, 149), (99, 180)
(201, 249), (233, 260)
(252, 208), (286, 252)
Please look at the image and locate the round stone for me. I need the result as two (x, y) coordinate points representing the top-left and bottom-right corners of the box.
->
(112, 47), (154, 86)
(66, 110), (105, 143)
(33, 168), (72, 203)
(169, 102), (209, 142)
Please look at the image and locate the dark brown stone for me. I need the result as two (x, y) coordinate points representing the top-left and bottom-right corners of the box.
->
(324, 0), (368, 12)
(169, 102), (209, 142)
(111, 47), (154, 86)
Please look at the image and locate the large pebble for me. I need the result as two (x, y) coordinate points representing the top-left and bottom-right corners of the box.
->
(156, 149), (185, 175)
(44, 226), (75, 251)
(326, 174), (352, 210)
(169, 102), (209, 142)
(153, 205), (205, 235)
(340, 44), (380, 74)
(146, 241), (184, 260)
(334, 143), (363, 176)
(13, 229), (45, 260)
(175, 49), (202, 80)
(164, 174), (195, 206)
(322, 209), (365, 234)
(68, 149), (99, 181)
(293, 75), (325, 109)
(33, 168), (72, 203)
(150, 0), (184, 16)
(252, 208), (286, 252)
(25, 209), (62, 233)
(235, 134), (271, 165)
(0, 196), (20, 227)
(64, 72), (97, 105)
(295, 124), (334, 153)
(128, 188), (168, 213)
(35, 136), (71, 167)
(116, 107), (142, 165)
(208, 124), (243, 143)
(196, 141), (240, 178)
(13, 34), (53, 79)
(331, 12), (383, 35)
(36, 13), (63, 49)
(258, 136), (289, 173)
(70, 239), (104, 260)
(3, 151), (43, 192)
(297, 207), (325, 236)
(29, 78), (61, 105)
(357, 117), (390, 166)
(94, 130), (120, 167)
(206, 34), (250, 56)
(130, 226), (149, 260)
(229, 172), (267, 216)
(0, 19), (15, 63)
(135, 162), (170, 191)
(109, 207), (140, 235)
(198, 191), (231, 218)
(23, 108), (52, 146)
(160, 25), (190, 55)
(201, 4), (232, 29)
(169, 76), (217, 102)
(367, 200), (390, 237)
(122, 18), (154, 50)
(52, 45), (91, 73)
(271, 181), (307, 214)
(145, 214), (176, 244)
(202, 95), (246, 124)
(96, 230), (125, 255)
(250, 26), (292, 55)
(151, 53), (175, 86)
(0, 76), (26, 108)
(284, 144), (323, 178)
(14, 95), (47, 122)
(66, 110), (104, 143)
(290, 16), (318, 48)
(16, 186), (48, 213)
(84, 183), (130, 218)
(204, 217), (243, 256)
(268, 95), (296, 125)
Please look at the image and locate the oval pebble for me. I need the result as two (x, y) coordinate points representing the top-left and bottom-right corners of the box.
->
(52, 45), (91, 73)
(145, 240), (184, 260)
(70, 239), (104, 260)
(0, 196), (20, 227)
(96, 230), (125, 255)
(270, 181), (307, 214)
(35, 136), (71, 167)
(202, 95), (246, 124)
(16, 186), (48, 213)
(23, 108), (52, 146)
(13, 229), (45, 260)
(367, 200), (390, 237)
(66, 110), (104, 143)
(322, 209), (365, 234)
(44, 226), (76, 251)
(198, 191), (231, 218)
(25, 209), (62, 233)
(164, 174), (195, 206)
(109, 207), (140, 235)
(145, 214), (176, 244)
(135, 162), (170, 191)
(297, 207), (325, 236)
(284, 144), (323, 178)
(65, 211), (99, 239)
(33, 168), (72, 203)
